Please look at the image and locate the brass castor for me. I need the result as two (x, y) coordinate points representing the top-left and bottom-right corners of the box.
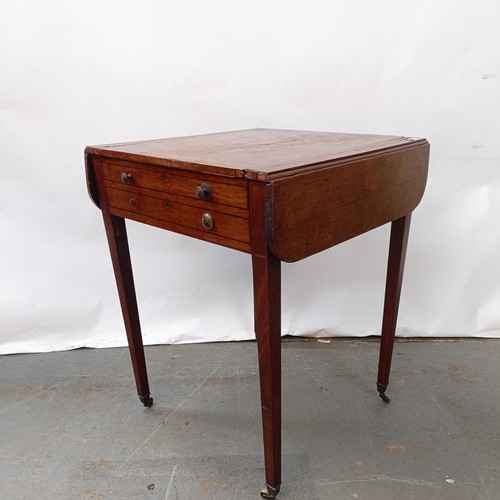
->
(260, 483), (280, 499)
(139, 394), (153, 407)
(379, 392), (391, 404)
(376, 382), (391, 404)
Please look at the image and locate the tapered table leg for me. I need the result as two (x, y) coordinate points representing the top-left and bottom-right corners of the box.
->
(248, 181), (282, 498)
(252, 252), (281, 499)
(377, 213), (412, 403)
(102, 212), (153, 407)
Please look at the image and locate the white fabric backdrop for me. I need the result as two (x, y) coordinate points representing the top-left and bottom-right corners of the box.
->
(1, 0), (499, 354)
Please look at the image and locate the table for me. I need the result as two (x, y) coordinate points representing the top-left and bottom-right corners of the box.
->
(85, 129), (429, 498)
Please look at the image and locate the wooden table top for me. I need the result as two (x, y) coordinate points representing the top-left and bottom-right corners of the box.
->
(86, 128), (426, 181)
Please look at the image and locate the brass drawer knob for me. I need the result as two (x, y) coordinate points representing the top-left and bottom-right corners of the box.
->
(195, 183), (212, 200)
(201, 213), (215, 230)
(121, 172), (132, 184)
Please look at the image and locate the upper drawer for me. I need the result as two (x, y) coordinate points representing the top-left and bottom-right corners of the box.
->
(101, 160), (248, 209)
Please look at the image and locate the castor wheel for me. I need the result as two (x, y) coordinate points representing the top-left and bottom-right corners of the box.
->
(379, 392), (391, 404)
(139, 394), (153, 407)
(260, 483), (280, 499)
(376, 383), (391, 404)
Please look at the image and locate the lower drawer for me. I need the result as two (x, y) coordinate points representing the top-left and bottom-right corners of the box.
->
(107, 186), (250, 245)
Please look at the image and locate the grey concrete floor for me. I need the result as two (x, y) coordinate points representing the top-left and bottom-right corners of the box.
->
(0, 339), (499, 500)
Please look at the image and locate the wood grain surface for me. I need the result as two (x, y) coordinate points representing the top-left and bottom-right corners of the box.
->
(267, 143), (429, 262)
(86, 129), (423, 181)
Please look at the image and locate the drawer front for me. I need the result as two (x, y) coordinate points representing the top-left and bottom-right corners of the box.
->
(102, 160), (248, 209)
(107, 186), (250, 244)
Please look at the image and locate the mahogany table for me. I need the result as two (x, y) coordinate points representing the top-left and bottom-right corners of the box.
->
(85, 129), (429, 498)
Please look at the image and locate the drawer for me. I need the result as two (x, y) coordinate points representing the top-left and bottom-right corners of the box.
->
(102, 160), (248, 209)
(106, 186), (250, 244)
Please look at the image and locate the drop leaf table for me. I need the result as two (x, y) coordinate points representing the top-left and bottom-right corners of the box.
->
(85, 128), (429, 498)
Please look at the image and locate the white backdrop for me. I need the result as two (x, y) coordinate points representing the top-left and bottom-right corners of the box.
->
(1, 0), (499, 354)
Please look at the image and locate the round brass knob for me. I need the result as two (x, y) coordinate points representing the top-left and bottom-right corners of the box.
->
(121, 172), (132, 184)
(201, 213), (215, 230)
(195, 183), (212, 200)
